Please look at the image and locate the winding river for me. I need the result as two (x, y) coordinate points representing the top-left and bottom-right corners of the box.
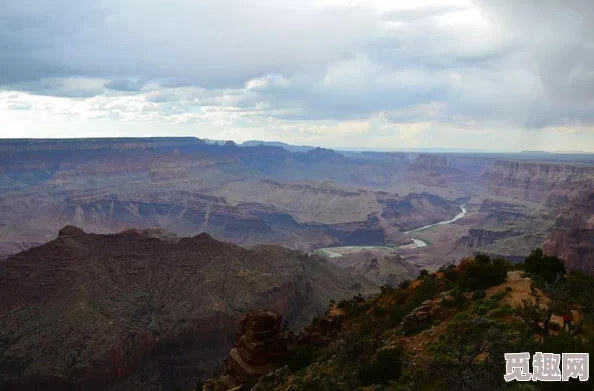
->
(314, 204), (467, 257)
(406, 204), (468, 247)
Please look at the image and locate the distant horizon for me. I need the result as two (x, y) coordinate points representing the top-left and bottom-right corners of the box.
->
(1, 136), (593, 155)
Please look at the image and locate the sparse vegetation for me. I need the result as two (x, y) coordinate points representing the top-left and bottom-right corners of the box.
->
(247, 251), (594, 391)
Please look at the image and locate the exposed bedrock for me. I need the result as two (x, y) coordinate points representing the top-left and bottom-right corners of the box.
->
(484, 160), (594, 202)
(545, 189), (594, 274)
(0, 228), (375, 390)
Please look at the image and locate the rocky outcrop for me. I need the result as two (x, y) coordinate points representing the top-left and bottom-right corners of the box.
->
(484, 160), (594, 202)
(459, 228), (521, 248)
(328, 250), (420, 287)
(0, 228), (374, 390)
(224, 311), (288, 384)
(544, 190), (594, 274)
(400, 299), (437, 335)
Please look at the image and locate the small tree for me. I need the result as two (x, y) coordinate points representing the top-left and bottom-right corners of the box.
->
(524, 248), (566, 283)
(459, 254), (507, 290)
(516, 274), (568, 337)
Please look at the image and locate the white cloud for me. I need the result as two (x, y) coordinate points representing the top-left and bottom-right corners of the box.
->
(0, 0), (593, 151)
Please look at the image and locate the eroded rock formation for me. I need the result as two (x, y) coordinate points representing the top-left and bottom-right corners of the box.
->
(545, 189), (594, 274)
(224, 311), (288, 384)
(484, 160), (594, 202)
(0, 138), (464, 259)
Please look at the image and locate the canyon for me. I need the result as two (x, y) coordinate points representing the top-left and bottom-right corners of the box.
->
(1, 138), (594, 390)
(1, 138), (593, 271)
(0, 138), (465, 260)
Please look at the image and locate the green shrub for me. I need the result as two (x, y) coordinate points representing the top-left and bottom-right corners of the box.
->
(389, 307), (407, 327)
(358, 347), (404, 386)
(523, 248), (566, 283)
(460, 254), (508, 290)
(373, 306), (388, 318)
(288, 345), (317, 372)
(380, 284), (394, 294)
(337, 299), (350, 309)
(439, 262), (459, 282)
(491, 289), (508, 302)
(410, 276), (438, 307)
(359, 315), (374, 336)
(455, 312), (470, 321)
(442, 289), (467, 309)
(472, 290), (486, 301)
(398, 280), (411, 290)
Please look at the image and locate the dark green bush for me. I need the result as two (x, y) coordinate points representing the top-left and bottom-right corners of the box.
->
(491, 289), (508, 303)
(455, 312), (470, 321)
(373, 306), (388, 318)
(442, 289), (467, 309)
(523, 248), (566, 284)
(472, 290), (486, 301)
(380, 284), (394, 294)
(288, 345), (317, 372)
(410, 276), (438, 307)
(359, 347), (404, 385)
(460, 254), (508, 290)
(337, 299), (350, 309)
(389, 307), (407, 327)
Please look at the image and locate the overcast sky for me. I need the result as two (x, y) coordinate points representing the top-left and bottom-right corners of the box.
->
(1, 0), (593, 151)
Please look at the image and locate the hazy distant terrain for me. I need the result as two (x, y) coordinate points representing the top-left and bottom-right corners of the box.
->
(1, 138), (593, 271)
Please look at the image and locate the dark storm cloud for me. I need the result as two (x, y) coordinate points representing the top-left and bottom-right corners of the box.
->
(0, 0), (374, 91)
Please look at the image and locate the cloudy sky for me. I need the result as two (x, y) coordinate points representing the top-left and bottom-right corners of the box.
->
(1, 0), (593, 151)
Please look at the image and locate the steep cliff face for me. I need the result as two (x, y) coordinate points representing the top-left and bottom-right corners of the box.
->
(484, 160), (594, 202)
(545, 190), (594, 274)
(0, 228), (375, 390)
(459, 228), (522, 248)
(454, 198), (556, 260)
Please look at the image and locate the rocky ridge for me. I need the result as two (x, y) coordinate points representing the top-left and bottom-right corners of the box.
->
(0, 227), (375, 390)
(202, 254), (594, 391)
